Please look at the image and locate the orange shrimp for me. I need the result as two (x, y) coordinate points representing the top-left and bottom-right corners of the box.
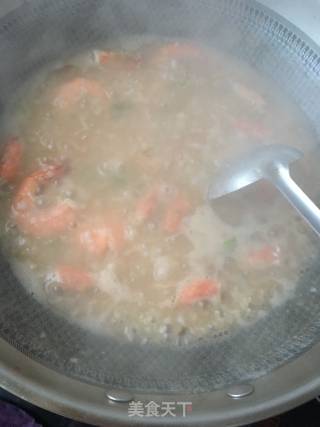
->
(94, 50), (141, 70)
(12, 163), (76, 237)
(162, 193), (191, 233)
(56, 265), (94, 292)
(54, 77), (107, 109)
(76, 215), (125, 257)
(248, 244), (281, 267)
(0, 138), (23, 183)
(177, 279), (220, 305)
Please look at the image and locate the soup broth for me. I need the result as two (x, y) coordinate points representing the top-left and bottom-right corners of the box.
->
(0, 39), (318, 344)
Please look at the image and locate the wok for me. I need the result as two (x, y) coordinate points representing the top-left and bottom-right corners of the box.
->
(0, 0), (320, 426)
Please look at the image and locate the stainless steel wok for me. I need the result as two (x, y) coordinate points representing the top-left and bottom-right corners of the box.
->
(0, 1), (320, 426)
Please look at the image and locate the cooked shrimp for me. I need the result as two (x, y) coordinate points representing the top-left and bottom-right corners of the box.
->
(162, 193), (191, 233)
(94, 50), (141, 70)
(54, 77), (107, 109)
(76, 215), (125, 256)
(56, 265), (94, 292)
(248, 244), (281, 267)
(12, 163), (76, 237)
(0, 138), (23, 183)
(176, 279), (220, 305)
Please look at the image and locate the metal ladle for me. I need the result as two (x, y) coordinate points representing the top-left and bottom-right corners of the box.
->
(208, 144), (320, 236)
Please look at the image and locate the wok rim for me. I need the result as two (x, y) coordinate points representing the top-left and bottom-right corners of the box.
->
(0, 336), (319, 426)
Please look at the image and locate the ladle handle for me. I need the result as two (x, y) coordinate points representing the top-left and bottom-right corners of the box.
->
(270, 165), (320, 236)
